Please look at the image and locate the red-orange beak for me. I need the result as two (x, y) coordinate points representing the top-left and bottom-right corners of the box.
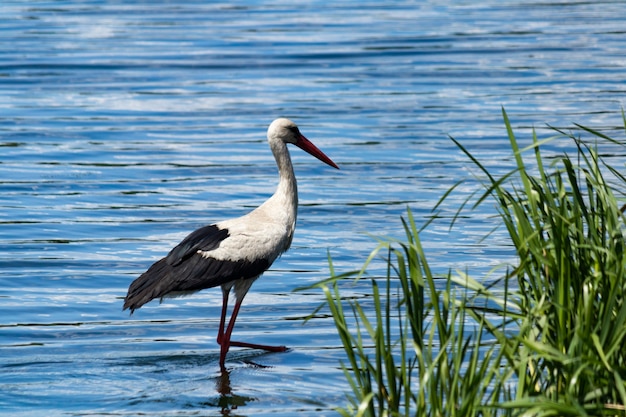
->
(295, 134), (339, 169)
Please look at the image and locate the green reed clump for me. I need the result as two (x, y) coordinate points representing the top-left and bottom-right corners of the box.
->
(314, 211), (508, 416)
(456, 110), (626, 416)
(306, 109), (626, 416)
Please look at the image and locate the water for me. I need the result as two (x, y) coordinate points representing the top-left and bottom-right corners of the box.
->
(2, 1), (626, 415)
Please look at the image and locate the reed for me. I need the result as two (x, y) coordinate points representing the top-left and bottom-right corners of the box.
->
(305, 109), (626, 416)
(458, 109), (626, 416)
(315, 213), (507, 416)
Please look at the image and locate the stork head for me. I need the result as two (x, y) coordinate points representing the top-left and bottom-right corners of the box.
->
(267, 118), (339, 169)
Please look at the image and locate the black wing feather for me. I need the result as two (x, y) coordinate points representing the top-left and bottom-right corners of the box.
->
(165, 224), (229, 266)
(123, 229), (271, 313)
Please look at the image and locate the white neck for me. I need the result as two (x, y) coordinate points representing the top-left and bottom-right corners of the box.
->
(269, 139), (298, 222)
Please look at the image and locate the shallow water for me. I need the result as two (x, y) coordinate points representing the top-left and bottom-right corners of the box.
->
(2, 1), (626, 416)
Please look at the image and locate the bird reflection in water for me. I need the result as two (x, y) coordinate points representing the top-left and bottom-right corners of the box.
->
(211, 369), (255, 416)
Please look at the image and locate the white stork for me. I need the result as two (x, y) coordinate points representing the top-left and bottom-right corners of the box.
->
(123, 118), (339, 369)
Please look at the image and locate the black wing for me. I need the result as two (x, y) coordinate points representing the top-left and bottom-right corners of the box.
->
(123, 224), (270, 313)
(165, 224), (229, 266)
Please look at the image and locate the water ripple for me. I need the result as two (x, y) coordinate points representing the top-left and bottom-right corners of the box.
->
(2, 1), (626, 415)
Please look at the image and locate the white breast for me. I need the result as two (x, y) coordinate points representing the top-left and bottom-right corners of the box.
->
(199, 191), (296, 266)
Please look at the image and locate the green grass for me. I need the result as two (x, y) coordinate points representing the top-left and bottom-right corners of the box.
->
(304, 109), (626, 416)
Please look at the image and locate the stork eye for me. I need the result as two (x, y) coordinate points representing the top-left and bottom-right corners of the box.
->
(288, 126), (300, 135)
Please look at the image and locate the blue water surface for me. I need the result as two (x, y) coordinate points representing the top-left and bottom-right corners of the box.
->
(1, 1), (626, 416)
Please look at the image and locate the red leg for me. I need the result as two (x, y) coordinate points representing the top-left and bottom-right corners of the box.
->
(216, 288), (230, 346)
(229, 340), (288, 351)
(219, 297), (243, 369)
(227, 298), (287, 352)
(217, 294), (287, 370)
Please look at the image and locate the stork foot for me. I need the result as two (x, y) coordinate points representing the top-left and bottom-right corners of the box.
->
(229, 340), (287, 352)
(217, 340), (287, 371)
